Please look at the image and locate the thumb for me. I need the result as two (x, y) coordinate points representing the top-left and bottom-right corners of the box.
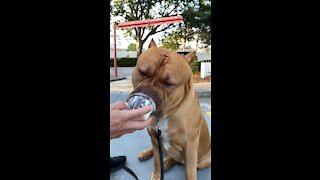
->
(110, 101), (128, 110)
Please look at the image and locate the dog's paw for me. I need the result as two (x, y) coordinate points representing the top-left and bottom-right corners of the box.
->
(151, 172), (161, 180)
(137, 149), (152, 161)
(164, 157), (176, 170)
(137, 151), (147, 160)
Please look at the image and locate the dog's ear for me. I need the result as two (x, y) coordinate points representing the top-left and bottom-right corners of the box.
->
(148, 39), (157, 48)
(185, 51), (198, 65)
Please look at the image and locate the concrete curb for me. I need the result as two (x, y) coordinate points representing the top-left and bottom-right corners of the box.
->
(110, 77), (126, 82)
(110, 75), (126, 82)
(196, 91), (211, 98)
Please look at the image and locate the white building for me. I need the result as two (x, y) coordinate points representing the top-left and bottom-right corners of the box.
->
(110, 25), (133, 50)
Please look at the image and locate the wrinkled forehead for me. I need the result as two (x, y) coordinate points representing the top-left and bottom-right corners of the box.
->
(138, 48), (186, 65)
(138, 48), (167, 63)
(137, 48), (191, 81)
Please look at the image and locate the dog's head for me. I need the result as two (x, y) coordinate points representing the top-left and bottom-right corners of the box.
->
(131, 39), (197, 118)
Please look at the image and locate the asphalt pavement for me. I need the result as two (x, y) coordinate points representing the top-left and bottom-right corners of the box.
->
(109, 67), (211, 180)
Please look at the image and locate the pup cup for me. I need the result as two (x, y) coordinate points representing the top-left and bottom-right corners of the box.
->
(126, 92), (156, 120)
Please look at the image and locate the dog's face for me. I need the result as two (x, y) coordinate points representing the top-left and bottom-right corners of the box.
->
(131, 39), (197, 118)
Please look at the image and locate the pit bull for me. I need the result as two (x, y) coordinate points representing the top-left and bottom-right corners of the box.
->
(132, 39), (211, 180)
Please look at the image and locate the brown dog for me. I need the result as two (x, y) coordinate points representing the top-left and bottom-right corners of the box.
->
(132, 39), (211, 180)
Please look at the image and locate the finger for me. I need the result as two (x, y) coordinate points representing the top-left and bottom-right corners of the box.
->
(125, 116), (145, 122)
(110, 101), (128, 110)
(129, 114), (153, 121)
(125, 129), (136, 134)
(125, 106), (153, 118)
(111, 129), (136, 139)
(110, 132), (122, 139)
(126, 118), (152, 130)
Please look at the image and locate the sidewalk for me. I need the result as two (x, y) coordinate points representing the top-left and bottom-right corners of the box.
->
(110, 75), (126, 82)
(110, 74), (211, 98)
(110, 70), (211, 180)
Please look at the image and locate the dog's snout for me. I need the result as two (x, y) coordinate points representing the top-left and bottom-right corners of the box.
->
(131, 85), (163, 117)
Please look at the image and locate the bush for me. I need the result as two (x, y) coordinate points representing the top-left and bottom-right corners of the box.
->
(110, 58), (137, 67)
(110, 58), (211, 75)
(192, 60), (211, 74)
(127, 43), (136, 51)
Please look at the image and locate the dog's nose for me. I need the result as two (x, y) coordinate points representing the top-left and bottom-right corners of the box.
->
(126, 92), (157, 120)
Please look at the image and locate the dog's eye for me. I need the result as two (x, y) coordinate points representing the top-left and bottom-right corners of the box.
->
(163, 81), (174, 88)
(138, 69), (147, 76)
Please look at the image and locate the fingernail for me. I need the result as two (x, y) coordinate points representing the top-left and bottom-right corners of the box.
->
(124, 102), (128, 107)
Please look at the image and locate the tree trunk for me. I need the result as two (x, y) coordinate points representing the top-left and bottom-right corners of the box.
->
(136, 32), (141, 57)
(136, 27), (157, 58)
(135, 32), (144, 58)
(196, 34), (199, 51)
(182, 29), (186, 51)
(136, 39), (143, 58)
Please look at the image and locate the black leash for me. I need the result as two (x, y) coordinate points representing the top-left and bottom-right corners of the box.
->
(156, 122), (164, 180)
(109, 156), (138, 179)
(122, 166), (138, 180)
(122, 121), (164, 180)
(111, 121), (164, 180)
(117, 122), (164, 180)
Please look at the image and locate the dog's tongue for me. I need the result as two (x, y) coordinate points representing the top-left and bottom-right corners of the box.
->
(126, 92), (156, 120)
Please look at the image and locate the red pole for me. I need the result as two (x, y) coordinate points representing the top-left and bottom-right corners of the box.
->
(113, 24), (117, 76)
(117, 15), (183, 29)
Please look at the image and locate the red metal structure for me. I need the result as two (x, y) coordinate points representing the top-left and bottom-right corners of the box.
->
(113, 15), (183, 76)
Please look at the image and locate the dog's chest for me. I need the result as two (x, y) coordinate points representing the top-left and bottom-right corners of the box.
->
(158, 118), (185, 163)
(158, 118), (171, 150)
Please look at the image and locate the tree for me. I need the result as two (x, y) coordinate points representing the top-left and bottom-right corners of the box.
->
(196, 0), (211, 46)
(160, 0), (211, 49)
(127, 43), (136, 51)
(160, 32), (181, 51)
(111, 0), (192, 57)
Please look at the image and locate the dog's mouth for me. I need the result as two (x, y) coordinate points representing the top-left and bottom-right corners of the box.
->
(126, 92), (157, 119)
(129, 87), (163, 118)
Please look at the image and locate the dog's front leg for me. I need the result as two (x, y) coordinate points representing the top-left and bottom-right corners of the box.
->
(184, 139), (200, 180)
(150, 131), (161, 180)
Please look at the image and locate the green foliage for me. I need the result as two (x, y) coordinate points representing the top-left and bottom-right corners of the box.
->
(192, 60), (211, 74)
(110, 0), (200, 56)
(110, 58), (137, 67)
(197, 1), (211, 46)
(110, 57), (210, 75)
(160, 0), (211, 49)
(160, 31), (181, 51)
(127, 43), (136, 51)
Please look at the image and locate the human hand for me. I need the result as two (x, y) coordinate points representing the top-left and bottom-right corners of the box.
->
(110, 101), (153, 139)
